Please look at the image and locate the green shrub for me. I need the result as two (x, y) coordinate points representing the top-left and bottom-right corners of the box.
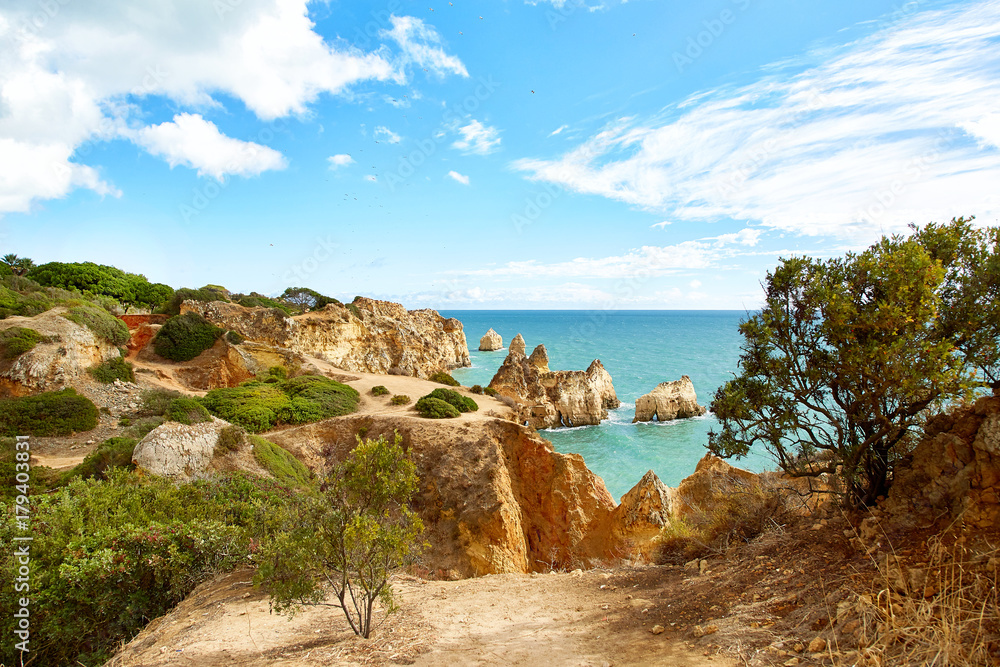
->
(165, 397), (212, 425)
(71, 437), (137, 481)
(63, 301), (129, 345)
(138, 388), (181, 416)
(0, 388), (98, 436)
(88, 356), (135, 383)
(484, 387), (498, 397)
(126, 417), (164, 440)
(251, 435), (313, 488)
(0, 327), (44, 358)
(371, 384), (390, 396)
(429, 371), (460, 386)
(162, 285), (229, 316)
(153, 312), (222, 361)
(200, 375), (359, 432)
(233, 292), (294, 315)
(390, 395), (410, 405)
(26, 261), (173, 310)
(225, 329), (245, 345)
(118, 416), (131, 427)
(268, 365), (287, 380)
(215, 425), (247, 454)
(415, 396), (460, 419)
(470, 384), (484, 394)
(424, 388), (478, 413)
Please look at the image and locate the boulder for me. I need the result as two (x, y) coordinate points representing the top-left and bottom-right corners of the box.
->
(0, 308), (122, 396)
(633, 376), (707, 423)
(182, 297), (470, 378)
(488, 335), (620, 429)
(479, 328), (504, 351)
(132, 418), (232, 481)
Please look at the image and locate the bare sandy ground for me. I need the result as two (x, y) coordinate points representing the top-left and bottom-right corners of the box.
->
(107, 568), (735, 667)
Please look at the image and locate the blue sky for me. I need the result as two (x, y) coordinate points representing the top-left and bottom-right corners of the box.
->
(2, 0), (999, 309)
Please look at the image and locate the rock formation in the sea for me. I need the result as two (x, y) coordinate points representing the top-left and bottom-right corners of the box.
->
(0, 308), (122, 396)
(181, 297), (470, 378)
(487, 335), (620, 429)
(268, 414), (619, 576)
(479, 328), (503, 351)
(633, 376), (707, 423)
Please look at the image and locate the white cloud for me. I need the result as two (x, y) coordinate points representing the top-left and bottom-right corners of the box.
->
(327, 154), (355, 169)
(366, 175), (378, 182)
(0, 1), (465, 213)
(549, 124), (569, 137)
(381, 15), (468, 78)
(513, 1), (1000, 239)
(133, 114), (286, 180)
(374, 126), (401, 144)
(447, 170), (470, 185)
(451, 119), (501, 155)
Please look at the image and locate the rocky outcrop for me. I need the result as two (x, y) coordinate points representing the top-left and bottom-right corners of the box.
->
(610, 470), (674, 560)
(882, 395), (1000, 530)
(268, 415), (619, 577)
(670, 454), (758, 519)
(488, 335), (620, 429)
(182, 297), (470, 378)
(633, 376), (706, 423)
(479, 328), (503, 351)
(131, 417), (271, 482)
(0, 308), (121, 396)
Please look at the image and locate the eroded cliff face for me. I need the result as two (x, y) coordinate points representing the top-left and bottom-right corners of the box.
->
(633, 376), (707, 423)
(181, 297), (470, 378)
(488, 338), (620, 429)
(0, 308), (121, 396)
(267, 415), (619, 577)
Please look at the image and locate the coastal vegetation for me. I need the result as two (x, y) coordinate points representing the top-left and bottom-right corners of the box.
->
(63, 300), (131, 345)
(88, 356), (136, 383)
(27, 261), (173, 311)
(0, 326), (44, 358)
(152, 312), (223, 361)
(0, 388), (98, 436)
(423, 387), (478, 413)
(371, 384), (390, 396)
(429, 371), (460, 386)
(415, 395), (461, 418)
(164, 397), (212, 425)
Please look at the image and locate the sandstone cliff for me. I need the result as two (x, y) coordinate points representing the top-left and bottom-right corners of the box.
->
(633, 376), (707, 423)
(488, 336), (620, 429)
(0, 308), (121, 396)
(181, 297), (470, 378)
(479, 328), (503, 351)
(267, 415), (619, 577)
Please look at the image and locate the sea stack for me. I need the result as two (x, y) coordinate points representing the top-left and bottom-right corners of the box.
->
(479, 328), (504, 351)
(633, 376), (707, 423)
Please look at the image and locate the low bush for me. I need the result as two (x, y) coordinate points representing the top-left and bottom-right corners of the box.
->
(484, 387), (498, 397)
(429, 371), (460, 386)
(71, 436), (137, 481)
(0, 326), (44, 358)
(162, 285), (229, 316)
(390, 395), (410, 405)
(470, 384), (484, 394)
(415, 396), (460, 419)
(153, 312), (223, 361)
(424, 388), (478, 413)
(251, 435), (313, 489)
(233, 292), (294, 315)
(225, 330), (245, 345)
(165, 397), (212, 425)
(200, 374), (359, 432)
(138, 388), (181, 416)
(0, 388), (98, 436)
(268, 365), (287, 380)
(63, 301), (130, 345)
(371, 385), (390, 396)
(0, 280), (57, 319)
(215, 425), (247, 454)
(88, 356), (135, 383)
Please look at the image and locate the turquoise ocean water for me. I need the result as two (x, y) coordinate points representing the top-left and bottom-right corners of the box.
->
(440, 311), (775, 500)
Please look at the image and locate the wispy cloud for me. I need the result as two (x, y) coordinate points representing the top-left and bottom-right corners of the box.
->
(133, 114), (287, 180)
(327, 154), (355, 169)
(374, 126), (401, 144)
(451, 119), (501, 155)
(382, 15), (469, 78)
(447, 170), (470, 185)
(513, 2), (1000, 239)
(549, 124), (569, 137)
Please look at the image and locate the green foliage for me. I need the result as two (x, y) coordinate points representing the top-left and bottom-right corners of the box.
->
(255, 433), (423, 638)
(250, 435), (314, 489)
(138, 388), (181, 416)
(70, 437), (137, 481)
(390, 395), (410, 405)
(415, 396), (460, 419)
(200, 374), (359, 432)
(0, 388), (98, 436)
(0, 280), (56, 319)
(88, 356), (135, 383)
(268, 365), (288, 380)
(280, 286), (340, 312)
(233, 291), (295, 315)
(470, 384), (484, 394)
(225, 329), (245, 345)
(484, 386), (498, 397)
(27, 261), (172, 309)
(0, 470), (310, 666)
(215, 425), (246, 454)
(165, 397), (212, 425)
(153, 312), (223, 361)
(709, 232), (974, 507)
(1, 253), (35, 276)
(63, 301), (130, 345)
(162, 285), (229, 316)
(0, 326), (43, 358)
(423, 388), (478, 413)
(429, 371), (460, 386)
(371, 384), (390, 396)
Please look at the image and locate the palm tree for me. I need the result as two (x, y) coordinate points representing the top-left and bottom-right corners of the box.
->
(1, 254), (35, 276)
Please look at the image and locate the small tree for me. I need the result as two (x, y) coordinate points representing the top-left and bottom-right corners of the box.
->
(280, 286), (337, 312)
(708, 235), (973, 507)
(255, 433), (423, 638)
(1, 254), (35, 276)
